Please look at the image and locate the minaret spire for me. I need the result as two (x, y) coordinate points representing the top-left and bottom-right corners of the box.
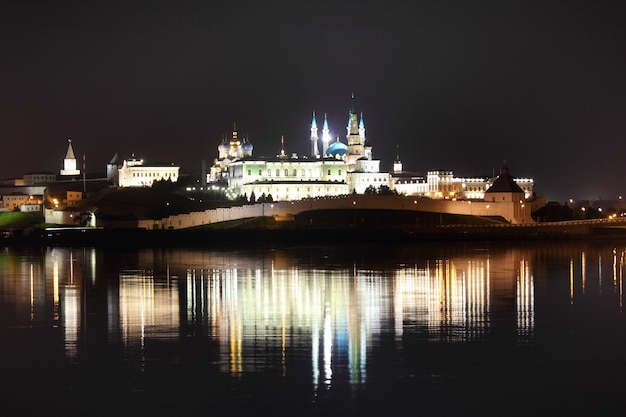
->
(310, 111), (319, 158)
(358, 112), (365, 139)
(322, 112), (331, 157)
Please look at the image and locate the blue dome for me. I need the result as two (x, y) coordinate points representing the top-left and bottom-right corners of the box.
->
(242, 141), (253, 152)
(218, 142), (230, 152)
(325, 141), (347, 157)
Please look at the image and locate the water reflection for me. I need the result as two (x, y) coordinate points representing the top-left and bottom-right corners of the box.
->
(1, 242), (625, 390)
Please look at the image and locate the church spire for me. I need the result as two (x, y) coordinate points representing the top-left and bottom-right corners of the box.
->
(393, 144), (403, 173)
(278, 135), (287, 159)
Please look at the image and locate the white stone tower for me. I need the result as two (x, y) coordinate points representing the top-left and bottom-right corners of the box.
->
(322, 113), (331, 157)
(310, 112), (319, 158)
(60, 139), (80, 176)
(345, 94), (365, 170)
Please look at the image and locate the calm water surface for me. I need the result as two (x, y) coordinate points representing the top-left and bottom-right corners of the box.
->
(1, 241), (625, 416)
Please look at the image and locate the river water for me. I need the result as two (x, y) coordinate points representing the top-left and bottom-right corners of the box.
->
(1, 240), (625, 416)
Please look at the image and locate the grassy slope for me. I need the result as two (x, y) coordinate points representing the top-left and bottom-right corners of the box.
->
(0, 212), (44, 229)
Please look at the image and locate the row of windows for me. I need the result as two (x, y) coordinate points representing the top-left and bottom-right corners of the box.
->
(131, 172), (175, 178)
(2, 197), (29, 202)
(246, 169), (343, 177)
(356, 176), (387, 183)
(395, 179), (426, 184)
(248, 188), (344, 199)
(248, 186), (344, 194)
(25, 175), (55, 180)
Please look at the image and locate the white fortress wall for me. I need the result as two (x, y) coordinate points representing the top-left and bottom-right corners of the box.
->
(139, 195), (532, 230)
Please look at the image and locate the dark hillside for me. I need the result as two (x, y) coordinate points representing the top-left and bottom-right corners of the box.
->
(76, 188), (230, 219)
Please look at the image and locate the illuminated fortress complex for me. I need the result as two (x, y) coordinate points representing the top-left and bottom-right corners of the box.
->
(208, 99), (534, 203)
(40, 99), (537, 225)
(209, 101), (388, 201)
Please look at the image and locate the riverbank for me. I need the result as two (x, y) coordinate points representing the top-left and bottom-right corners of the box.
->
(4, 218), (626, 248)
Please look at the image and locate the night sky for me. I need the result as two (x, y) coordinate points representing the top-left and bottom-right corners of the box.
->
(2, 0), (625, 202)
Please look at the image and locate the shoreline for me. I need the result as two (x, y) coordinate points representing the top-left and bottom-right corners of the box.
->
(4, 220), (626, 248)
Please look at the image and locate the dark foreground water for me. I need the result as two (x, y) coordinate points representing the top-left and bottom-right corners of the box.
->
(1, 240), (625, 416)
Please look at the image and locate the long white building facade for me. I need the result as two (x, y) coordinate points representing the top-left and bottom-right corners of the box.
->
(390, 162), (534, 201)
(117, 156), (179, 188)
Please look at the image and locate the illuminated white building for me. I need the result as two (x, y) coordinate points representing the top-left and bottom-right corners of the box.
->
(117, 155), (179, 188)
(209, 98), (389, 201)
(391, 160), (534, 201)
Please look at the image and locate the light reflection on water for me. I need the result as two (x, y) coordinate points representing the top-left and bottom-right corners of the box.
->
(1, 242), (626, 416)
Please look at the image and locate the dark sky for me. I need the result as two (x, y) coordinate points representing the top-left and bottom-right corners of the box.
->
(1, 0), (625, 202)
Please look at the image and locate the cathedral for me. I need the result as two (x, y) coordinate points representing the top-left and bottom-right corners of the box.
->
(208, 98), (389, 201)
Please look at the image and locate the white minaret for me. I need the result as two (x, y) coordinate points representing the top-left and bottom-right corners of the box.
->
(359, 112), (366, 140)
(60, 138), (80, 176)
(310, 111), (319, 158)
(322, 113), (331, 157)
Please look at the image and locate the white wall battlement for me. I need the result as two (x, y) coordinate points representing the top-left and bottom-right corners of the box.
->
(134, 195), (533, 230)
